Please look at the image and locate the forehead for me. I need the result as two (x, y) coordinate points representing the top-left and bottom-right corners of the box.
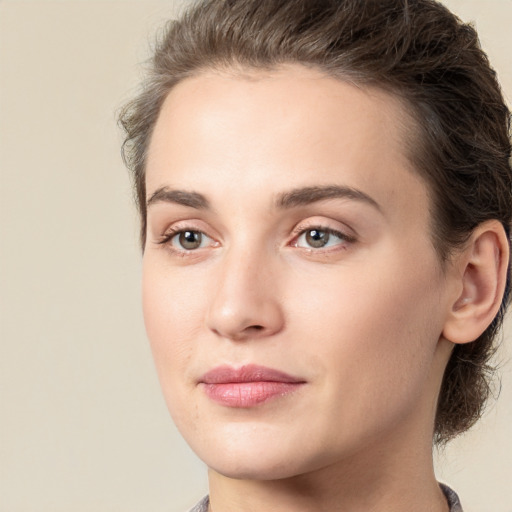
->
(149, 65), (415, 169)
(146, 64), (430, 228)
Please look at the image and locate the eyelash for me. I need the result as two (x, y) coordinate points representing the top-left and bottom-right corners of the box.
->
(156, 227), (215, 250)
(156, 224), (356, 253)
(290, 225), (356, 250)
(157, 228), (189, 246)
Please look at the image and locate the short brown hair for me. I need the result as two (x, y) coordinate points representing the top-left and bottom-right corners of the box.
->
(119, 0), (512, 443)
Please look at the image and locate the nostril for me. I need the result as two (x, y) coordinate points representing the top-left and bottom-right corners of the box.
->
(228, 324), (266, 342)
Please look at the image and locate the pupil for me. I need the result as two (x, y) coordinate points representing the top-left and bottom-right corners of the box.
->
(179, 231), (202, 249)
(306, 229), (329, 248)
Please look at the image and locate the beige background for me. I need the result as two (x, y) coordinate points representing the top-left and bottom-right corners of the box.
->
(1, 1), (511, 511)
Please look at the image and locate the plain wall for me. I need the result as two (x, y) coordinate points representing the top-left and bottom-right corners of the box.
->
(1, 1), (510, 511)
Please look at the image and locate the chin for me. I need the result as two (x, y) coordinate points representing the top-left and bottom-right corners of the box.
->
(181, 421), (312, 480)
(206, 451), (308, 481)
(186, 421), (345, 482)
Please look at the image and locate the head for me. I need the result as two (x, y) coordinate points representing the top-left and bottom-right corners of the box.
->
(120, 0), (511, 451)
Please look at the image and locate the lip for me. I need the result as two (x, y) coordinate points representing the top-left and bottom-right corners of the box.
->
(199, 364), (306, 408)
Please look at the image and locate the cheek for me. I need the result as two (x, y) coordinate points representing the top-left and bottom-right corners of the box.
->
(289, 253), (445, 396)
(141, 261), (212, 433)
(142, 261), (205, 378)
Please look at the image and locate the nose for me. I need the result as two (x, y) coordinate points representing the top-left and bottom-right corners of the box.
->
(206, 248), (285, 341)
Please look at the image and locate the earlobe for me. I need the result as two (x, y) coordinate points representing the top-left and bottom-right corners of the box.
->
(442, 220), (509, 345)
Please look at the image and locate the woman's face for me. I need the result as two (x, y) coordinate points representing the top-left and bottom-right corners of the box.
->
(143, 65), (455, 480)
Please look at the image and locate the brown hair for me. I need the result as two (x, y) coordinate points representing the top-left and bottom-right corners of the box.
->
(119, 0), (512, 443)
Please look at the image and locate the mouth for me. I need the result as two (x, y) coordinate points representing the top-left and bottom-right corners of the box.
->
(199, 364), (306, 408)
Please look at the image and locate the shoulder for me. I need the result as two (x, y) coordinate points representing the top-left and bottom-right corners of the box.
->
(440, 483), (464, 512)
(186, 495), (209, 512)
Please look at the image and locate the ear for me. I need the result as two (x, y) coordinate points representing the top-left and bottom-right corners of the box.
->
(442, 220), (510, 345)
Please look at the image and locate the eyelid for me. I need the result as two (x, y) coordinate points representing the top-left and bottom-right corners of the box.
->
(293, 228), (353, 251)
(157, 228), (212, 246)
(290, 218), (357, 243)
(155, 220), (220, 251)
(152, 217), (356, 254)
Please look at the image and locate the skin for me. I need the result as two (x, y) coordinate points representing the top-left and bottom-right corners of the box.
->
(142, 65), (506, 511)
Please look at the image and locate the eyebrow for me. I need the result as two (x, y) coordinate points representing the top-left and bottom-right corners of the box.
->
(276, 185), (381, 211)
(146, 184), (380, 212)
(146, 187), (210, 209)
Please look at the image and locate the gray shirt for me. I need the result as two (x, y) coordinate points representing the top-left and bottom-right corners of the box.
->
(187, 483), (463, 511)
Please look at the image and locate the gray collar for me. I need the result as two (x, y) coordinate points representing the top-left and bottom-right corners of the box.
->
(188, 484), (463, 512)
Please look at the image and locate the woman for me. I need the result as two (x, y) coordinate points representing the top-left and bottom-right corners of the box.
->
(119, 1), (511, 510)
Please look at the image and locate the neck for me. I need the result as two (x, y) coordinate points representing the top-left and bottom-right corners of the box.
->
(207, 340), (454, 512)
(208, 419), (449, 512)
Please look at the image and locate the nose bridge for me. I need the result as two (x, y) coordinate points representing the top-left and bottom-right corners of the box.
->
(206, 240), (284, 340)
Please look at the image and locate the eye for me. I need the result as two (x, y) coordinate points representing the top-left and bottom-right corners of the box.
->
(160, 229), (215, 251)
(294, 228), (350, 249)
(175, 230), (205, 250)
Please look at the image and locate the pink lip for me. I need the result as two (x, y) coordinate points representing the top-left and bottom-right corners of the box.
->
(199, 364), (305, 408)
